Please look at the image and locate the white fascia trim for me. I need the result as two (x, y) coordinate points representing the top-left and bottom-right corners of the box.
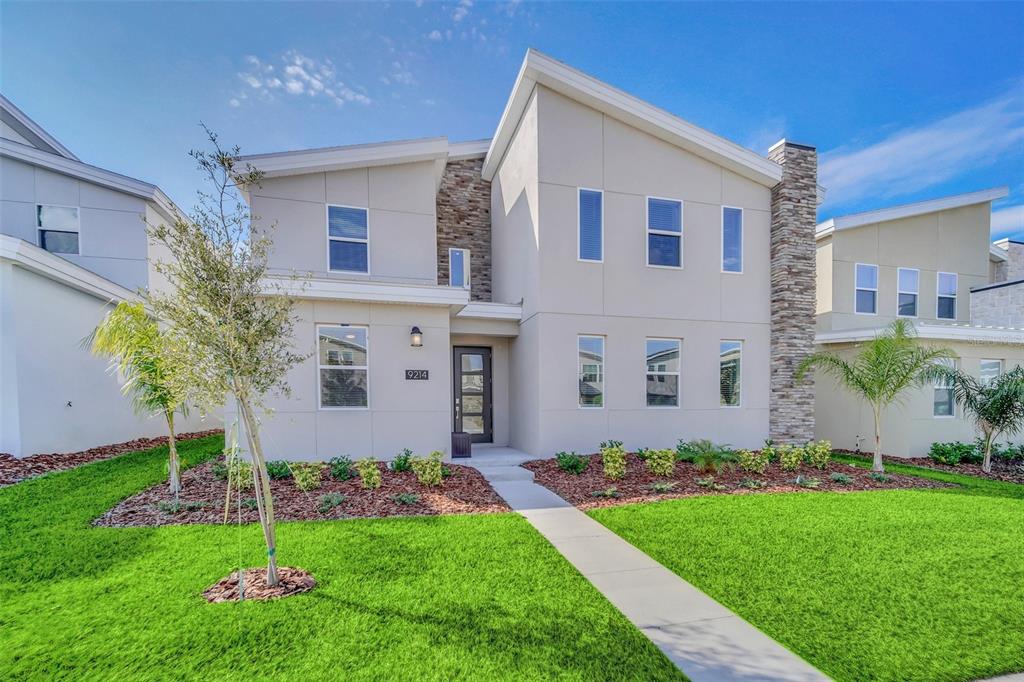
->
(816, 187), (1010, 238)
(0, 94), (79, 161)
(448, 139), (492, 161)
(455, 302), (523, 320)
(0, 234), (139, 303)
(990, 243), (1009, 262)
(816, 322), (1024, 346)
(264, 274), (471, 306)
(238, 137), (451, 178)
(480, 49), (784, 187)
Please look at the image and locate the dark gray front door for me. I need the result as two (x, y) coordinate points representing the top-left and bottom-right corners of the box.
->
(453, 346), (492, 443)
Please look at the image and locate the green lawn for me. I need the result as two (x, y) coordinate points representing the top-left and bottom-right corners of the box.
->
(0, 435), (683, 681)
(590, 466), (1024, 682)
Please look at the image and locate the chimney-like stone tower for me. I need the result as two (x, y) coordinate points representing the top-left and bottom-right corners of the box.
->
(767, 140), (817, 444)
(992, 239), (1024, 283)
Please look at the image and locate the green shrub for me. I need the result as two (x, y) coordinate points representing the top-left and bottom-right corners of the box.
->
(804, 441), (832, 470)
(355, 459), (381, 489)
(590, 486), (620, 498)
(599, 439), (624, 450)
(647, 481), (677, 493)
(829, 472), (853, 485)
(441, 465), (454, 479)
(291, 463), (323, 491)
(600, 442), (627, 480)
(411, 451), (444, 486)
(265, 460), (292, 479)
(635, 447), (652, 460)
(695, 476), (726, 491)
(778, 444), (803, 472)
(868, 472), (892, 483)
(678, 439), (737, 474)
(645, 449), (675, 477)
(328, 455), (355, 480)
(391, 448), (414, 473)
(794, 475), (820, 488)
(738, 478), (766, 489)
(391, 493), (420, 505)
(317, 493), (345, 513)
(738, 448), (770, 474)
(929, 442), (974, 466)
(213, 458), (254, 491)
(241, 497), (259, 510)
(156, 500), (208, 514)
(555, 451), (588, 475)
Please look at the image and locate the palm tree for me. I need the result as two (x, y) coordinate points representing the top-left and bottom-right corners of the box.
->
(796, 320), (953, 472)
(90, 301), (188, 497)
(942, 366), (1024, 473)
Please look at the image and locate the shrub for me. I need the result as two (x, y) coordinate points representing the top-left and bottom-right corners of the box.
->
(411, 451), (444, 486)
(868, 472), (892, 483)
(590, 486), (620, 498)
(391, 493), (420, 505)
(355, 459), (381, 489)
(645, 449), (675, 477)
(600, 442), (627, 480)
(695, 476), (726, 491)
(241, 497), (260, 510)
(213, 458), (254, 491)
(317, 492), (345, 514)
(793, 475), (820, 488)
(678, 439), (737, 474)
(804, 440), (832, 470)
(156, 500), (207, 513)
(929, 441), (974, 466)
(391, 448), (414, 473)
(291, 463), (323, 492)
(647, 481), (677, 493)
(739, 478), (766, 489)
(829, 472), (853, 485)
(778, 444), (803, 472)
(635, 447), (652, 460)
(441, 465), (454, 479)
(738, 448), (770, 474)
(556, 451), (588, 475)
(265, 460), (292, 479)
(329, 455), (355, 481)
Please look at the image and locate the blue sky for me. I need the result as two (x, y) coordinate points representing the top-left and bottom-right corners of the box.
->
(3, 1), (1022, 238)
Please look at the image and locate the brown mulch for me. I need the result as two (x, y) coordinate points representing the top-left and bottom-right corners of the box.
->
(95, 460), (509, 527)
(523, 452), (952, 510)
(0, 430), (224, 487)
(834, 449), (1024, 485)
(203, 566), (315, 602)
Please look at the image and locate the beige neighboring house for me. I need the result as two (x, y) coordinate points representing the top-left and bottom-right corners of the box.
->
(233, 49), (825, 461)
(814, 187), (1024, 457)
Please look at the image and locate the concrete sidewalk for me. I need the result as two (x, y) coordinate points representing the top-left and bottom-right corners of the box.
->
(470, 454), (829, 682)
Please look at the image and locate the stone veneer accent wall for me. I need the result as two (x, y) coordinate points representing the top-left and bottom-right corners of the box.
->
(767, 141), (817, 444)
(436, 157), (492, 302)
(971, 280), (1024, 328)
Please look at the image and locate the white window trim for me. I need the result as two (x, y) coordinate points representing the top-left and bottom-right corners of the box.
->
(979, 359), (1003, 386)
(896, 267), (919, 318)
(720, 339), (743, 409)
(577, 187), (604, 263)
(936, 271), (958, 320)
(932, 358), (956, 419)
(578, 334), (606, 410)
(326, 204), (370, 275)
(854, 262), (879, 315)
(645, 195), (684, 269)
(316, 323), (370, 411)
(721, 205), (743, 274)
(645, 337), (681, 409)
(448, 247), (471, 290)
(36, 203), (81, 255)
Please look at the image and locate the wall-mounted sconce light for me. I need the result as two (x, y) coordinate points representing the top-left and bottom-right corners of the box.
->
(410, 326), (423, 347)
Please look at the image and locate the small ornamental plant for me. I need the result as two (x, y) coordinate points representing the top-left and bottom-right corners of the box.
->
(600, 441), (627, 480)
(590, 486), (621, 499)
(291, 463), (323, 492)
(738, 448), (770, 475)
(648, 481), (677, 493)
(645, 449), (675, 477)
(778, 444), (803, 472)
(804, 441), (832, 470)
(329, 455), (355, 480)
(391, 448), (414, 472)
(391, 493), (421, 505)
(555, 451), (588, 475)
(829, 472), (853, 485)
(635, 447), (652, 460)
(412, 451), (444, 486)
(265, 460), (292, 480)
(793, 475), (820, 489)
(317, 493), (345, 513)
(355, 458), (382, 490)
(215, 458), (254, 492)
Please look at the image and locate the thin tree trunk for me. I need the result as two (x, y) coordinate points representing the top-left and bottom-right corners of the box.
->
(166, 411), (181, 502)
(872, 404), (884, 472)
(237, 394), (279, 587)
(982, 430), (994, 474)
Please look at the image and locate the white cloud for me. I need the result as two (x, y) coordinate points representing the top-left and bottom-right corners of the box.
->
(390, 61), (416, 86)
(992, 204), (1024, 235)
(743, 117), (786, 155)
(453, 0), (473, 22)
(427, 29), (443, 41)
(234, 52), (372, 107)
(820, 87), (1024, 209)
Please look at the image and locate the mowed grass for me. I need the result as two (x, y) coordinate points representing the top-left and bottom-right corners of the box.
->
(589, 468), (1024, 682)
(0, 436), (683, 681)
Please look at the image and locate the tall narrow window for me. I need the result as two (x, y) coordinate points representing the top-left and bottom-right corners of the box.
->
(722, 206), (743, 273)
(933, 358), (955, 417)
(328, 205), (369, 273)
(937, 272), (957, 319)
(449, 248), (470, 289)
(855, 263), (878, 314)
(578, 189), (603, 262)
(578, 335), (605, 408)
(318, 325), (369, 408)
(980, 359), (1002, 386)
(647, 197), (682, 267)
(646, 338), (680, 407)
(720, 340), (742, 407)
(37, 205), (80, 255)
(897, 268), (919, 317)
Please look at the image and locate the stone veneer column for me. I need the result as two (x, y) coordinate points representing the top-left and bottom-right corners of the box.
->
(767, 140), (817, 444)
(436, 157), (492, 302)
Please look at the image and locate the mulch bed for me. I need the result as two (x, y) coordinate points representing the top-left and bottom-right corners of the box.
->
(835, 449), (1024, 485)
(95, 460), (509, 527)
(523, 452), (952, 510)
(203, 566), (315, 603)
(0, 430), (223, 487)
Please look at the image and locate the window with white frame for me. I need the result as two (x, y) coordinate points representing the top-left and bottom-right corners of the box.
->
(318, 325), (368, 408)
(578, 189), (603, 262)
(933, 358), (956, 417)
(327, 205), (369, 273)
(720, 340), (742, 407)
(980, 359), (1002, 386)
(647, 197), (682, 267)
(578, 335), (605, 408)
(449, 248), (470, 289)
(855, 263), (878, 314)
(937, 272), (957, 320)
(722, 207), (743, 273)
(37, 204), (80, 255)
(646, 338), (680, 407)
(897, 268), (919, 317)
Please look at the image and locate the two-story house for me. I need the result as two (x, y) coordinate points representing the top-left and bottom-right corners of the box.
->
(814, 187), (1024, 456)
(235, 50), (821, 460)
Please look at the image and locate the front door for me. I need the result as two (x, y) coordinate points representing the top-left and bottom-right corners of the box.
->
(453, 346), (492, 443)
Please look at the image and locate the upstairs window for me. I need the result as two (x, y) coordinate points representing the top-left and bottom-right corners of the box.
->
(722, 207), (743, 273)
(980, 359), (1002, 386)
(449, 248), (470, 289)
(647, 197), (682, 268)
(318, 324), (368, 408)
(578, 189), (603, 262)
(328, 205), (369, 273)
(897, 268), (919, 317)
(646, 338), (680, 407)
(37, 205), (79, 255)
(937, 272), (957, 319)
(578, 335), (605, 408)
(720, 340), (742, 407)
(855, 263), (878, 314)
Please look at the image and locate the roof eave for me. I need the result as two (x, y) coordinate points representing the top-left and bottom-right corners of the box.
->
(238, 136), (451, 178)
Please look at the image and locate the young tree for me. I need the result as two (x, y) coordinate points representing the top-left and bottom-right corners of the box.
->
(943, 366), (1024, 473)
(796, 320), (953, 472)
(91, 301), (188, 497)
(148, 127), (305, 587)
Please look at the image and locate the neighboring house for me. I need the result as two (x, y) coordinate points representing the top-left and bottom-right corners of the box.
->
(814, 187), (1024, 457)
(973, 239), (1024, 328)
(234, 49), (821, 460)
(0, 95), (204, 457)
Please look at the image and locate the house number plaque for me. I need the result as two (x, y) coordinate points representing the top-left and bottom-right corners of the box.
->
(405, 369), (429, 380)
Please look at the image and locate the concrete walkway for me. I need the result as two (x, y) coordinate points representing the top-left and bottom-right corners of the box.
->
(468, 449), (829, 682)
